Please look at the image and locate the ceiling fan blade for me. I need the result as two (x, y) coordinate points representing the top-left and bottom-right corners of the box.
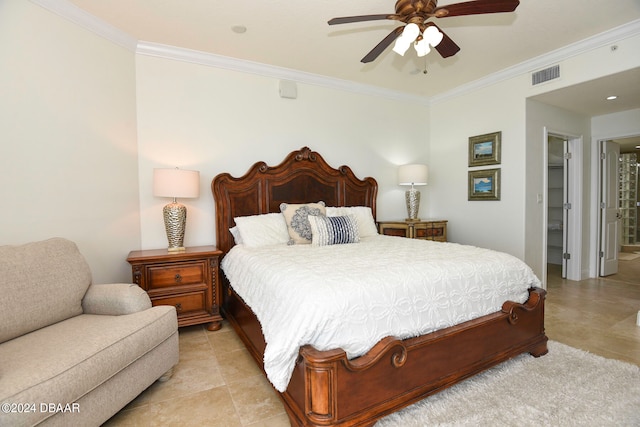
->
(361, 26), (404, 63)
(434, 0), (520, 17)
(328, 14), (392, 25)
(431, 25), (461, 58)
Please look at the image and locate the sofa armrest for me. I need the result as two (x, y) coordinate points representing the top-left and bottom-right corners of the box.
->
(82, 283), (152, 315)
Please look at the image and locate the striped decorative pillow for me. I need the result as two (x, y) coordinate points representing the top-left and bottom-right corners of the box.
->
(308, 214), (360, 246)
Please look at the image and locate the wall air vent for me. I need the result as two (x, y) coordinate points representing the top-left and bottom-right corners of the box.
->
(531, 65), (560, 85)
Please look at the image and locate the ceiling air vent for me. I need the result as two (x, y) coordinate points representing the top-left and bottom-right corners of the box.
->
(532, 65), (560, 86)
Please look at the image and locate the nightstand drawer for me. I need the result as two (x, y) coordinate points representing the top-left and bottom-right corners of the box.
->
(147, 261), (206, 289)
(152, 291), (207, 315)
(414, 222), (446, 241)
(379, 222), (410, 237)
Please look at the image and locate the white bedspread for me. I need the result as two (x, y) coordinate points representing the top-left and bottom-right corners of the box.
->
(221, 235), (540, 392)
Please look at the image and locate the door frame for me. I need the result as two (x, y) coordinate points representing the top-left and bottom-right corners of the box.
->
(590, 133), (640, 277)
(542, 127), (583, 285)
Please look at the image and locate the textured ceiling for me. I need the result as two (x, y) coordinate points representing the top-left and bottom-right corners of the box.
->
(66, 0), (640, 119)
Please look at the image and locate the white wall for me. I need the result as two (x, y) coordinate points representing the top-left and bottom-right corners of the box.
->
(592, 108), (640, 140)
(429, 77), (529, 257)
(0, 1), (139, 283)
(134, 55), (431, 250)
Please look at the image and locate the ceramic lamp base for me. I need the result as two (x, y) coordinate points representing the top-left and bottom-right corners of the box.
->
(163, 201), (187, 251)
(405, 189), (421, 221)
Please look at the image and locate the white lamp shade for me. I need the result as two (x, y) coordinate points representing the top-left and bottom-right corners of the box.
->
(402, 23), (420, 42)
(153, 168), (200, 198)
(398, 164), (428, 186)
(414, 38), (431, 57)
(424, 26), (444, 47)
(392, 37), (412, 56)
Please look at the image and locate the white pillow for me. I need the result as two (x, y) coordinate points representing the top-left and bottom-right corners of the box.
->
(229, 226), (243, 245)
(233, 213), (289, 247)
(326, 206), (378, 237)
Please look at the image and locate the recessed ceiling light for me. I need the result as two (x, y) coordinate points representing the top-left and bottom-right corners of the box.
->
(635, 145), (640, 150)
(606, 95), (618, 100)
(231, 25), (247, 34)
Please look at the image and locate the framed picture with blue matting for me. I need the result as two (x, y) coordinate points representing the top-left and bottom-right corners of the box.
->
(469, 131), (501, 166)
(468, 168), (500, 201)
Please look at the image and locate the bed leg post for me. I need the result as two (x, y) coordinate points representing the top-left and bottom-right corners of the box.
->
(529, 337), (549, 357)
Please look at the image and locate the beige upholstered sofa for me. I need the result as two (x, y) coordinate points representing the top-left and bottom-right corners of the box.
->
(0, 238), (179, 426)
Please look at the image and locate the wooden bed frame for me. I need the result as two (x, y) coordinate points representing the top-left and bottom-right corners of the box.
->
(212, 147), (548, 427)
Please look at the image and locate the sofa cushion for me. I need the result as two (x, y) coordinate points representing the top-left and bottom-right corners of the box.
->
(0, 238), (92, 344)
(0, 305), (177, 426)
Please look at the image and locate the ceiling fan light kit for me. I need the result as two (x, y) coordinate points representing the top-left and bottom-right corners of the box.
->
(328, 0), (520, 63)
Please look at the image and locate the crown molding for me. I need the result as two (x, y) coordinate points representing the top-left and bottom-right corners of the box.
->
(430, 19), (640, 106)
(135, 42), (430, 106)
(30, 1), (639, 107)
(30, 0), (428, 105)
(29, 0), (137, 51)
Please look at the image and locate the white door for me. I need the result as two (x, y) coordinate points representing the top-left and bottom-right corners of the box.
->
(600, 140), (620, 276)
(562, 139), (569, 278)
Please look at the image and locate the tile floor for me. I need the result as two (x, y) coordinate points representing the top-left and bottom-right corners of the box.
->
(103, 321), (289, 427)
(545, 258), (640, 366)
(104, 257), (640, 426)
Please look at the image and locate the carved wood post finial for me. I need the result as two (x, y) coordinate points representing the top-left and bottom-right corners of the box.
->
(295, 146), (316, 162)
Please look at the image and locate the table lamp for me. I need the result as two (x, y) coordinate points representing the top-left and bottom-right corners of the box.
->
(398, 164), (428, 221)
(153, 168), (200, 251)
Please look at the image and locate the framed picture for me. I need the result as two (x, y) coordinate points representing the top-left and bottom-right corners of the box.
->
(468, 131), (501, 166)
(468, 168), (501, 201)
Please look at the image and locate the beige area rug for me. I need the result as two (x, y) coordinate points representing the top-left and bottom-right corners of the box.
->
(376, 341), (640, 427)
(619, 252), (640, 261)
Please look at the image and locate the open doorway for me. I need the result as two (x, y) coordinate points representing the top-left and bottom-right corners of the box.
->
(547, 135), (567, 278)
(619, 147), (639, 253)
(544, 130), (583, 284)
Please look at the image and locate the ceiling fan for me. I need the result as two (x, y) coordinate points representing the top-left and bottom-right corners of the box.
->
(328, 0), (520, 63)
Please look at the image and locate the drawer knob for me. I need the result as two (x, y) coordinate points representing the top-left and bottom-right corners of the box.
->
(175, 303), (182, 312)
(174, 273), (182, 283)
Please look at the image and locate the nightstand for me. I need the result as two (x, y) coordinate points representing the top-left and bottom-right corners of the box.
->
(126, 246), (223, 331)
(378, 220), (448, 242)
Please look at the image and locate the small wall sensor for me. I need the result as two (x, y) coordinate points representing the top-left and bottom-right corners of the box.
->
(279, 80), (297, 99)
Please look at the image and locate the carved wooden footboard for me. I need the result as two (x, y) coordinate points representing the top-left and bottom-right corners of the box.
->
(287, 288), (546, 426)
(212, 147), (548, 427)
(224, 281), (547, 427)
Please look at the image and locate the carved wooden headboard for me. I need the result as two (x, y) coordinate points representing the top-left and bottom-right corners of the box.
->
(211, 146), (378, 255)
